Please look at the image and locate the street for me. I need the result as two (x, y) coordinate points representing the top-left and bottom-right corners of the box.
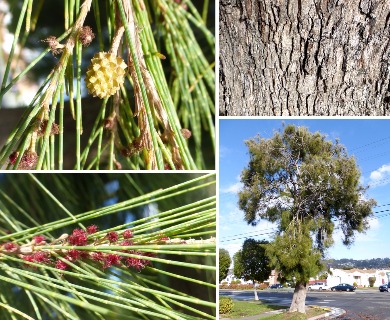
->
(220, 289), (390, 319)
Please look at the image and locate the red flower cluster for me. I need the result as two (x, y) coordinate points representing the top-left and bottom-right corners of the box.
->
(4, 242), (18, 252)
(86, 225), (98, 234)
(124, 252), (154, 271)
(123, 229), (133, 239)
(55, 259), (68, 270)
(22, 251), (50, 264)
(68, 228), (88, 246)
(1, 226), (155, 272)
(106, 231), (118, 243)
(33, 235), (46, 244)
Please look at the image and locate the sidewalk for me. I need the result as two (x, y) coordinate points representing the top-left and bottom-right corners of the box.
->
(220, 306), (346, 320)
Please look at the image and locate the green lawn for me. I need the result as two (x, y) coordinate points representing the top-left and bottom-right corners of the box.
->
(260, 307), (326, 320)
(220, 300), (326, 320)
(220, 300), (284, 318)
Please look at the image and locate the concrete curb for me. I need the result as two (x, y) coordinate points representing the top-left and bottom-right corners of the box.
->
(308, 306), (346, 319)
(220, 306), (346, 320)
(219, 309), (286, 320)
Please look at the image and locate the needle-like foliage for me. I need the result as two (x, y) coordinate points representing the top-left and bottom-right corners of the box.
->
(0, 173), (216, 319)
(0, 0), (215, 170)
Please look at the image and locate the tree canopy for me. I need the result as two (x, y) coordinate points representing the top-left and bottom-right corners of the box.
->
(219, 248), (231, 282)
(234, 239), (271, 283)
(233, 239), (271, 300)
(238, 124), (376, 312)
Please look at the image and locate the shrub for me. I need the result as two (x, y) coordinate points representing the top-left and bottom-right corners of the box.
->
(220, 282), (269, 290)
(219, 297), (234, 314)
(368, 277), (376, 287)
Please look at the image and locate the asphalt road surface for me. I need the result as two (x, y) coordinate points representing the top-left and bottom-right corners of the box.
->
(220, 289), (390, 319)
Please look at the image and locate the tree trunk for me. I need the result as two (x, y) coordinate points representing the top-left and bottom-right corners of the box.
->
(289, 282), (307, 313)
(253, 280), (259, 300)
(219, 0), (390, 116)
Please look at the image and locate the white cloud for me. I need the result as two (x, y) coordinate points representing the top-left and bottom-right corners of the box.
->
(219, 145), (231, 158)
(221, 182), (242, 194)
(332, 216), (380, 248)
(221, 243), (242, 261)
(369, 164), (390, 187)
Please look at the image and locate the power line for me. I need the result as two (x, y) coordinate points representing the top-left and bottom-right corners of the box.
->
(220, 210), (390, 243)
(219, 231), (276, 243)
(349, 136), (390, 153)
(219, 227), (278, 239)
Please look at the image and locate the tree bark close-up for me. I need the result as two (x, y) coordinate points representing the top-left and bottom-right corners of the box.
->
(220, 0), (390, 116)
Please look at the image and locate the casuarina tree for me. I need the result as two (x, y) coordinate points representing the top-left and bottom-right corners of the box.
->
(233, 239), (271, 300)
(219, 248), (232, 282)
(238, 124), (376, 313)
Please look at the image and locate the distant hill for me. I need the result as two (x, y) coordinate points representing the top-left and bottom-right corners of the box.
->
(324, 258), (390, 269)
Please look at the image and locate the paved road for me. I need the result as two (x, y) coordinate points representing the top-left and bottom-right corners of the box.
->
(220, 289), (390, 319)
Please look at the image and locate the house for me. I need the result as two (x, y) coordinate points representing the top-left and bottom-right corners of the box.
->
(326, 268), (390, 287)
(220, 268), (279, 285)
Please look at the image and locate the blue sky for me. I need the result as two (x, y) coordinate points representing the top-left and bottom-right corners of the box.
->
(219, 119), (390, 261)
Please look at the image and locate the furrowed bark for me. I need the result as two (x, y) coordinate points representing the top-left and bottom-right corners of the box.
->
(220, 0), (390, 116)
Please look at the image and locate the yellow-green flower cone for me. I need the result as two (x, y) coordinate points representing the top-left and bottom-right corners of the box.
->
(85, 52), (127, 99)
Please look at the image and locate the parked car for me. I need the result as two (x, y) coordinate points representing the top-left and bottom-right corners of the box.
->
(308, 282), (329, 291)
(330, 283), (356, 292)
(269, 284), (283, 289)
(379, 283), (390, 292)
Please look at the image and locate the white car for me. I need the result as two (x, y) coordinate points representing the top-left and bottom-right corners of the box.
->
(308, 282), (329, 291)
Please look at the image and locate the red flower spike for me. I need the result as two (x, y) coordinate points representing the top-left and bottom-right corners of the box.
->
(123, 229), (133, 239)
(33, 235), (46, 244)
(4, 242), (18, 252)
(55, 259), (68, 270)
(86, 225), (98, 234)
(106, 231), (118, 243)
